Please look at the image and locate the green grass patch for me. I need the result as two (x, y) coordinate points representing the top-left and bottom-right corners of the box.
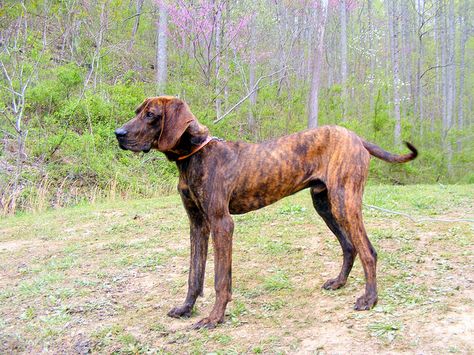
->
(0, 185), (472, 353)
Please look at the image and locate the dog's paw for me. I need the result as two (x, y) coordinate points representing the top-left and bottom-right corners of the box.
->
(354, 293), (378, 310)
(167, 305), (192, 318)
(190, 316), (223, 330)
(322, 277), (346, 290)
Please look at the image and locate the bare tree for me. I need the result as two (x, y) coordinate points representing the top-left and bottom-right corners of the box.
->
(308, 1), (329, 129)
(248, 14), (257, 132)
(400, 0), (413, 118)
(387, 0), (401, 146)
(445, 0), (456, 134)
(414, 0), (426, 133)
(0, 2), (44, 162)
(214, 0), (224, 118)
(82, 2), (109, 92)
(445, 0), (456, 172)
(339, 0), (348, 119)
(433, 4), (440, 130)
(128, 0), (145, 52)
(367, 0), (376, 114)
(457, 0), (470, 150)
(156, 1), (168, 94)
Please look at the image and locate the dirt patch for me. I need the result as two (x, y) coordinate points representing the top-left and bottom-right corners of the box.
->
(0, 239), (33, 252)
(0, 186), (473, 353)
(423, 288), (474, 352)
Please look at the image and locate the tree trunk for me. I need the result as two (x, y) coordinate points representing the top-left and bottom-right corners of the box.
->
(388, 0), (401, 146)
(156, 2), (168, 94)
(339, 0), (348, 119)
(445, 0), (456, 173)
(215, 1), (222, 119)
(445, 0), (455, 134)
(368, 0), (375, 115)
(457, 0), (468, 151)
(223, 0), (230, 107)
(415, 0), (424, 135)
(248, 15), (257, 133)
(275, 2), (287, 96)
(308, 1), (328, 129)
(433, 7), (440, 131)
(305, 7), (313, 87)
(128, 0), (144, 52)
(400, 0), (413, 119)
(93, 3), (108, 90)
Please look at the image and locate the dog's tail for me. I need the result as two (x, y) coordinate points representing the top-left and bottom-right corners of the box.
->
(362, 140), (418, 163)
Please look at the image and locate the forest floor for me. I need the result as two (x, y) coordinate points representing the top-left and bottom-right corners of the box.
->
(0, 185), (473, 354)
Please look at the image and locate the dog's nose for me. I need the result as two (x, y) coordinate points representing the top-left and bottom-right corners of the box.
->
(115, 128), (128, 137)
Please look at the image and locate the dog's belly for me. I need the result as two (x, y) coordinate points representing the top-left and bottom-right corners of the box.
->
(228, 186), (307, 214)
(228, 159), (323, 214)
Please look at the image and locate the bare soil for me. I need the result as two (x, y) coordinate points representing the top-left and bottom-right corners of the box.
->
(0, 185), (473, 354)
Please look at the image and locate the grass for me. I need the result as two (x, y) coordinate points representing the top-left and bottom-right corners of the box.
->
(0, 184), (473, 353)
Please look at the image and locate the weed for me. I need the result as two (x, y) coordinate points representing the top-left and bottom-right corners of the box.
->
(278, 204), (307, 215)
(20, 306), (36, 320)
(262, 299), (286, 312)
(263, 270), (292, 292)
(18, 273), (64, 296)
(92, 324), (126, 349)
(150, 322), (168, 335)
(228, 300), (247, 325)
(213, 334), (233, 345)
(381, 281), (427, 307)
(261, 239), (292, 255)
(46, 255), (76, 271)
(368, 320), (403, 342)
(0, 289), (14, 301)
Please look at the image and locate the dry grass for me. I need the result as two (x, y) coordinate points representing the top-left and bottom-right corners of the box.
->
(0, 185), (473, 354)
(0, 174), (176, 217)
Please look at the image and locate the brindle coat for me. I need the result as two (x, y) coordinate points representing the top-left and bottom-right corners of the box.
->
(115, 96), (418, 329)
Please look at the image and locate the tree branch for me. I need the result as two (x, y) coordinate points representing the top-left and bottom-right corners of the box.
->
(420, 63), (453, 80)
(123, 11), (148, 22)
(213, 67), (287, 123)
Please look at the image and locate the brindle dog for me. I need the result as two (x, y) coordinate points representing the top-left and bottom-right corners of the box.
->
(115, 96), (417, 329)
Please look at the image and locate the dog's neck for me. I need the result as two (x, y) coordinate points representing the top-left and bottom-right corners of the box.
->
(176, 136), (213, 161)
(163, 120), (210, 161)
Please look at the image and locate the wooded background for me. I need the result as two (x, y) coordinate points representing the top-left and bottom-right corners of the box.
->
(1, 0), (473, 214)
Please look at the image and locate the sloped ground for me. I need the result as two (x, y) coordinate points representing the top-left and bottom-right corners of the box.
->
(0, 185), (473, 354)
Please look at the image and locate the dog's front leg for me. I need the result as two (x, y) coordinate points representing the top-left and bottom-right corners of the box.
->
(168, 195), (210, 318)
(192, 214), (234, 329)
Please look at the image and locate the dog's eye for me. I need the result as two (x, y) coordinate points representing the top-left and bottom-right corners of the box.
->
(145, 112), (154, 119)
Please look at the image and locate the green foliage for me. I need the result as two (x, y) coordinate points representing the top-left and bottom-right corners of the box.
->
(0, 0), (472, 215)
(28, 63), (84, 115)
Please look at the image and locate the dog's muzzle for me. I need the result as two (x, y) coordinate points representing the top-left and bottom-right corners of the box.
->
(115, 128), (128, 150)
(115, 128), (151, 153)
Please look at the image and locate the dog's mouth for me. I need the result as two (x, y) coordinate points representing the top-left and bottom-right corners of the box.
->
(118, 143), (128, 151)
(117, 139), (151, 153)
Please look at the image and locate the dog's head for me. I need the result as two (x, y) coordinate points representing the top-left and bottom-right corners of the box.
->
(115, 96), (205, 154)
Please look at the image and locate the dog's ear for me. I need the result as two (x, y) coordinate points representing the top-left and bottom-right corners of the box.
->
(135, 98), (150, 115)
(158, 98), (195, 151)
(187, 119), (209, 143)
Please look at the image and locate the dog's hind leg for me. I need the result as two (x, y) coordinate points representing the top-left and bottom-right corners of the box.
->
(323, 184), (378, 310)
(311, 187), (356, 290)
